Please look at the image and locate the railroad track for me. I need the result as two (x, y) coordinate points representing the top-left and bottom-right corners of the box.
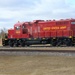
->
(0, 46), (75, 52)
(0, 46), (75, 56)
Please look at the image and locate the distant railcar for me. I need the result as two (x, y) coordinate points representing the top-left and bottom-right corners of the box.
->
(2, 19), (75, 47)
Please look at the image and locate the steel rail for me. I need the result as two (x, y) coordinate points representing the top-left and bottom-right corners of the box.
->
(0, 46), (75, 53)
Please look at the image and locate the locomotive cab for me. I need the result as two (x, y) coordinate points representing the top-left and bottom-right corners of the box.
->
(14, 23), (28, 34)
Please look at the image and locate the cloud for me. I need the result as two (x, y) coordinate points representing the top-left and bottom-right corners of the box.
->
(30, 0), (73, 19)
(0, 0), (75, 29)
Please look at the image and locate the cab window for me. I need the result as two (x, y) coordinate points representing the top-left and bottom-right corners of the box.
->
(71, 22), (75, 24)
(22, 25), (28, 34)
(16, 26), (20, 30)
(22, 26), (25, 29)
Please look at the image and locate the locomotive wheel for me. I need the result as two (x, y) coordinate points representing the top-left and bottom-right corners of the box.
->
(19, 40), (25, 47)
(66, 39), (72, 46)
(56, 39), (62, 46)
(14, 43), (18, 47)
(27, 44), (30, 46)
(51, 40), (57, 46)
(8, 40), (13, 47)
(13, 40), (19, 47)
(21, 43), (25, 47)
(9, 43), (13, 47)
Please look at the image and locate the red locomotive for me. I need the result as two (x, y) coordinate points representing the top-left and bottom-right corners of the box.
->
(2, 19), (75, 47)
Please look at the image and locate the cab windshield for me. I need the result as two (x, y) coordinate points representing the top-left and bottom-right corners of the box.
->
(16, 26), (20, 30)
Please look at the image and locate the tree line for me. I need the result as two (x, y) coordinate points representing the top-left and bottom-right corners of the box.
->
(0, 28), (7, 39)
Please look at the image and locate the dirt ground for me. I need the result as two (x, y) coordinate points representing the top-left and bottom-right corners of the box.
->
(0, 55), (75, 75)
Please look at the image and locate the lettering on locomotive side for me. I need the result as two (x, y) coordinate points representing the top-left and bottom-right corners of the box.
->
(51, 27), (59, 29)
(43, 26), (67, 30)
(43, 27), (50, 30)
(60, 26), (66, 29)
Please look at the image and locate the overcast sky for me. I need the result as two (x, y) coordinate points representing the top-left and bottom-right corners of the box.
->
(0, 0), (75, 29)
